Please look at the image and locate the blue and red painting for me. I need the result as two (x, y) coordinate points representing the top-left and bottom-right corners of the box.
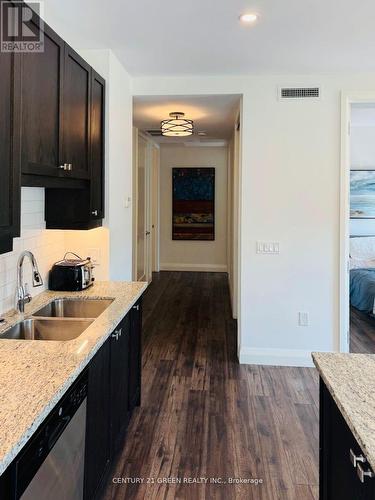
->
(172, 168), (215, 240)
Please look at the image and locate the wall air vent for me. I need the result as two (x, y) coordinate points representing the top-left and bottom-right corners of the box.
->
(146, 129), (163, 137)
(279, 87), (321, 100)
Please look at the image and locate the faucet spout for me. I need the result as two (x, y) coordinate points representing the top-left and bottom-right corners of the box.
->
(16, 251), (43, 313)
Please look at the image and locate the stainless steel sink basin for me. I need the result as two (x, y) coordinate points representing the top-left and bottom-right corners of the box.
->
(0, 318), (94, 341)
(32, 298), (114, 319)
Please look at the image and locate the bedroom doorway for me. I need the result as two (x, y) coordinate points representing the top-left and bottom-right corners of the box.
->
(340, 92), (375, 354)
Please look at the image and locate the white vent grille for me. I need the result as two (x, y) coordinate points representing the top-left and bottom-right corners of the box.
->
(279, 87), (320, 100)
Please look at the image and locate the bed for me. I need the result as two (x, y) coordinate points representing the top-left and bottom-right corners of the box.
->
(350, 237), (375, 314)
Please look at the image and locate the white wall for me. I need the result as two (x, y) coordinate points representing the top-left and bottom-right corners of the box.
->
(159, 145), (228, 272)
(350, 124), (375, 236)
(0, 188), (65, 314)
(133, 73), (375, 366)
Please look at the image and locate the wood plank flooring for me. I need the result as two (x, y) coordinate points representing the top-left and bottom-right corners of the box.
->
(101, 272), (319, 500)
(350, 306), (375, 354)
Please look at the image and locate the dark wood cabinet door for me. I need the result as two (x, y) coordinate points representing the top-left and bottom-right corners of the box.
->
(90, 70), (105, 220)
(62, 45), (91, 179)
(320, 379), (375, 500)
(0, 50), (20, 254)
(85, 341), (111, 500)
(19, 23), (64, 178)
(129, 299), (142, 411)
(110, 315), (130, 455)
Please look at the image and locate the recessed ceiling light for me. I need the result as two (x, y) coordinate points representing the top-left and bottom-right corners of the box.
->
(239, 13), (258, 24)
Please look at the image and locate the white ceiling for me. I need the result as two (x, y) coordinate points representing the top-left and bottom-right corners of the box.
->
(44, 0), (375, 76)
(133, 95), (240, 143)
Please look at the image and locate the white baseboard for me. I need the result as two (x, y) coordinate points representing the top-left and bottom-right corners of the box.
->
(239, 347), (314, 367)
(160, 263), (227, 273)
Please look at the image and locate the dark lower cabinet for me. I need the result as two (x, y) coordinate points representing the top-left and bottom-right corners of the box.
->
(320, 378), (375, 500)
(110, 315), (131, 456)
(129, 299), (142, 412)
(84, 341), (110, 500)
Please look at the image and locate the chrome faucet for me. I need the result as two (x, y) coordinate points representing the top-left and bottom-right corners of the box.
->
(16, 251), (43, 313)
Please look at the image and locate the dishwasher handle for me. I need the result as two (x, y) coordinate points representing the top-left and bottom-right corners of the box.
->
(47, 415), (71, 451)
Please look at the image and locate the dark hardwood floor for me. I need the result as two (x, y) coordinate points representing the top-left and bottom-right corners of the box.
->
(102, 272), (319, 500)
(350, 306), (375, 354)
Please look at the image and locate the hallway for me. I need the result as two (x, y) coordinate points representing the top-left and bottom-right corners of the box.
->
(102, 272), (319, 500)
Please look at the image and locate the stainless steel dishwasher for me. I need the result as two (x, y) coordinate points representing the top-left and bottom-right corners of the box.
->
(12, 373), (88, 500)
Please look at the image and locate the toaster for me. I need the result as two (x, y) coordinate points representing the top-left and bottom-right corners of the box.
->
(49, 253), (94, 291)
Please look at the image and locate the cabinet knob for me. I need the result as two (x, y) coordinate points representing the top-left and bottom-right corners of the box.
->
(67, 163), (73, 171)
(91, 210), (98, 216)
(357, 463), (375, 483)
(133, 304), (139, 311)
(350, 449), (366, 468)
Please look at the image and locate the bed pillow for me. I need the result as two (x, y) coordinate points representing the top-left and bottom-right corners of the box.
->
(350, 237), (375, 259)
(350, 257), (375, 270)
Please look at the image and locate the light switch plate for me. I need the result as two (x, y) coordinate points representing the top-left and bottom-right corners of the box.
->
(298, 312), (309, 327)
(256, 241), (280, 254)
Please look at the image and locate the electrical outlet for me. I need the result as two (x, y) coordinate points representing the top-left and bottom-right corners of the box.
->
(298, 312), (309, 327)
(256, 241), (280, 254)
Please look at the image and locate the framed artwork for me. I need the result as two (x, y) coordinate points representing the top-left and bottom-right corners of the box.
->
(350, 170), (375, 219)
(172, 167), (215, 240)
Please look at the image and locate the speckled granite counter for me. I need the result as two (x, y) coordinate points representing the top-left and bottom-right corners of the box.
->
(0, 281), (147, 476)
(313, 352), (375, 471)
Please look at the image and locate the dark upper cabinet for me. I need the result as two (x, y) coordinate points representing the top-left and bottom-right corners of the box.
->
(62, 46), (91, 180)
(0, 51), (20, 254)
(110, 315), (131, 456)
(90, 70), (105, 220)
(129, 299), (142, 412)
(18, 23), (64, 179)
(12, 10), (106, 230)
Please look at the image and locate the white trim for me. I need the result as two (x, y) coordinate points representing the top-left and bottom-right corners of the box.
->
(239, 347), (314, 367)
(160, 263), (227, 273)
(339, 91), (375, 354)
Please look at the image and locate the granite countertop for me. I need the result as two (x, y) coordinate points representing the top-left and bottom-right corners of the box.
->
(0, 280), (147, 476)
(313, 352), (375, 471)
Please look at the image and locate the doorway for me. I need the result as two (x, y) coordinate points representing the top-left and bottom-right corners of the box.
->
(340, 92), (375, 353)
(132, 94), (242, 334)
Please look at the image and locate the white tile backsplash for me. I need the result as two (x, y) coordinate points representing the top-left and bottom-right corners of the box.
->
(0, 187), (66, 315)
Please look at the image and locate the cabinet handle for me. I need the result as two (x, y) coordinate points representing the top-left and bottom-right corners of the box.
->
(112, 328), (122, 341)
(91, 210), (98, 216)
(58, 163), (71, 171)
(350, 449), (366, 468)
(357, 463), (375, 483)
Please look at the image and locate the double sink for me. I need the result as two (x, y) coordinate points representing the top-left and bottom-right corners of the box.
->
(0, 298), (114, 342)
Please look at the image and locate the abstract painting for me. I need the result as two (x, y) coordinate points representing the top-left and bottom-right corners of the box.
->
(350, 170), (375, 218)
(172, 167), (215, 240)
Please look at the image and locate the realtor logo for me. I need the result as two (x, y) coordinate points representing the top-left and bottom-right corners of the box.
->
(1, 1), (44, 52)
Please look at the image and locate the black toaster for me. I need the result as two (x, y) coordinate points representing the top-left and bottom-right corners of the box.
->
(49, 253), (94, 291)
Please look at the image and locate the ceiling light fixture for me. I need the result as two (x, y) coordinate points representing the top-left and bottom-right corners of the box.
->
(239, 13), (258, 23)
(161, 112), (194, 137)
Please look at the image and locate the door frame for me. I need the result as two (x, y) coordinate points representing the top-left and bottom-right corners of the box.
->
(132, 129), (160, 282)
(339, 91), (375, 352)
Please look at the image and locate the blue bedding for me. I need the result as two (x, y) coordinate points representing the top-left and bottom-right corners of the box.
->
(350, 268), (375, 313)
